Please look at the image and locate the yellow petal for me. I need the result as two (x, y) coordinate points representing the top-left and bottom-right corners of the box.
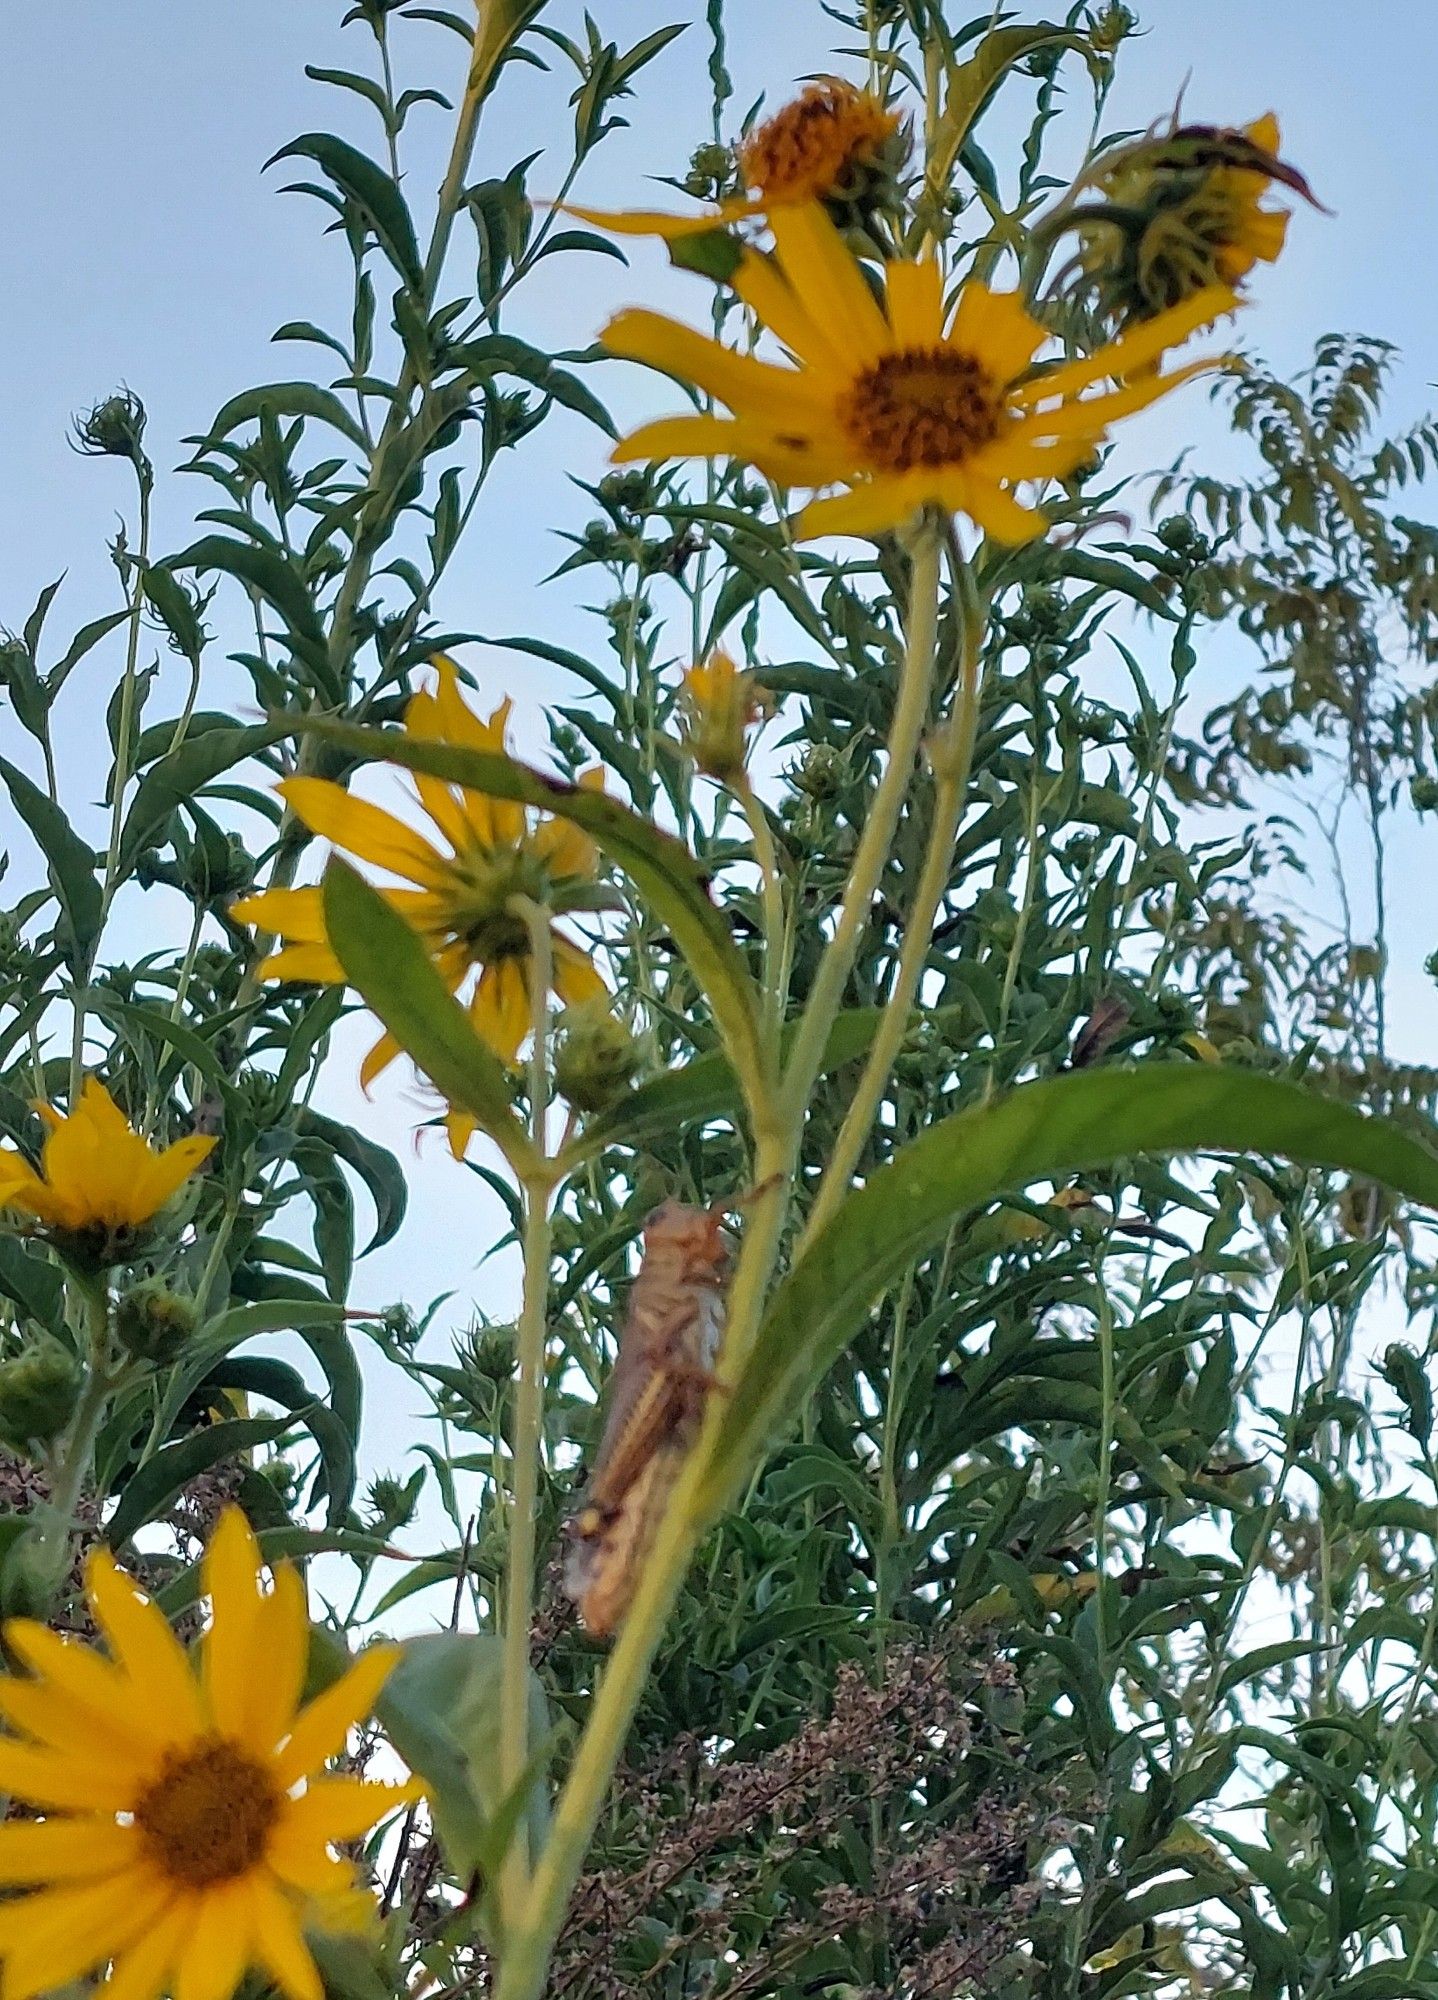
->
(1011, 286), (1237, 406)
(768, 204), (889, 364)
(552, 936), (608, 1008)
(957, 473), (1048, 545)
(1020, 353), (1227, 441)
(791, 474), (929, 542)
(564, 199), (754, 240)
(603, 309), (827, 424)
(279, 778), (444, 887)
(245, 1562), (311, 1753)
(948, 284), (1046, 383)
(0, 1739), (140, 1812)
(248, 1878), (324, 2000)
(0, 1675), (156, 1780)
(260, 942), (346, 985)
(0, 1868), (169, 2000)
(105, 1902), (195, 2000)
(445, 1107), (478, 1160)
(276, 1776), (419, 1857)
(85, 1551), (205, 1736)
(230, 886), (327, 942)
(471, 960), (530, 1065)
(130, 1133), (217, 1221)
(884, 257), (946, 348)
(0, 1814), (137, 1885)
(0, 1151), (46, 1215)
(731, 247), (842, 369)
(612, 413), (846, 486)
(1246, 111), (1280, 154)
(2, 1624), (170, 1751)
(201, 1507), (263, 1740)
(275, 1644), (401, 1786)
(173, 1880), (253, 2000)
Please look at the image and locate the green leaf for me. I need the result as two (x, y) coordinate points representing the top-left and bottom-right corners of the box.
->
(448, 335), (615, 435)
(0, 754), (101, 969)
(930, 23), (1093, 190)
(168, 537), (326, 659)
(304, 719), (766, 1105)
(705, 1067), (1438, 1504)
(378, 1630), (550, 1881)
(205, 381), (368, 452)
(320, 862), (536, 1173)
(118, 720), (291, 875)
(267, 134), (424, 292)
(107, 1412), (305, 1548)
(294, 1109), (408, 1252)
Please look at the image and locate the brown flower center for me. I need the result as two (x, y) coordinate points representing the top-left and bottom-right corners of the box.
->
(133, 1736), (282, 1888)
(740, 82), (898, 206)
(841, 347), (1003, 473)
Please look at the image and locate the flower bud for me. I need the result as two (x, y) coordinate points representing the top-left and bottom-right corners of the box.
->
(680, 651), (771, 784)
(72, 389), (150, 471)
(115, 1279), (200, 1365)
(553, 999), (642, 1114)
(0, 1339), (82, 1450)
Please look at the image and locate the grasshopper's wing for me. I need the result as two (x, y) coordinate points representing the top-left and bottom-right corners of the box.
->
(584, 1364), (683, 1514)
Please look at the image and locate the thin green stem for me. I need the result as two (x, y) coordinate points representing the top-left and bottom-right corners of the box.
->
(777, 517), (944, 1132)
(499, 898), (555, 1912)
(800, 573), (982, 1249)
(735, 775), (786, 1060)
(32, 1279), (113, 1602)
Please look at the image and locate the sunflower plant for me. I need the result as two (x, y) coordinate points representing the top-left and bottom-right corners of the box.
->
(5, 5), (1438, 2000)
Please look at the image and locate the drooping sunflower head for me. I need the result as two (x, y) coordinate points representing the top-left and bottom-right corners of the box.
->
(233, 659), (609, 1125)
(0, 1507), (415, 2000)
(0, 1076), (215, 1267)
(606, 202), (1236, 544)
(1072, 114), (1317, 327)
(739, 78), (908, 234)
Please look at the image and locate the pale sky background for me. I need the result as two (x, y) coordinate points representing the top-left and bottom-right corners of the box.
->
(3, 2), (1436, 1552)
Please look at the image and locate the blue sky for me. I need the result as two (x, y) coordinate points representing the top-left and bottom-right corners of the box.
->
(4, 3), (1436, 1514)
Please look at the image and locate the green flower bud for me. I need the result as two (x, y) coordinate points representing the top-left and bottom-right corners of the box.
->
(72, 388), (149, 468)
(115, 1279), (200, 1365)
(553, 999), (642, 1115)
(0, 1340), (83, 1450)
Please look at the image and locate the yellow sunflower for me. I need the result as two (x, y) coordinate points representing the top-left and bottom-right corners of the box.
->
(0, 1077), (215, 1257)
(233, 658), (608, 1104)
(572, 78), (904, 241)
(0, 1508), (414, 2000)
(603, 202), (1236, 543)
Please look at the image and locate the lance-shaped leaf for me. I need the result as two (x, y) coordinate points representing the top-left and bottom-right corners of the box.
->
(304, 717), (767, 1109)
(929, 23), (1094, 193)
(321, 860), (538, 1176)
(703, 1067), (1438, 1506)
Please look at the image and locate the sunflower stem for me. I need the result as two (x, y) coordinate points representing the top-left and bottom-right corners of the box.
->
(499, 896), (555, 1918)
(798, 552), (986, 1250)
(776, 513), (944, 1136)
(497, 1132), (790, 2000)
(734, 774), (787, 1063)
(33, 1278), (113, 1604)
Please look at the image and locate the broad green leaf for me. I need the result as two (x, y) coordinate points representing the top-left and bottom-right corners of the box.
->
(205, 381), (369, 452)
(0, 755), (101, 969)
(704, 1067), (1438, 1504)
(378, 1630), (550, 1881)
(117, 719), (291, 875)
(304, 719), (766, 1104)
(168, 536), (327, 662)
(321, 862), (536, 1173)
(295, 1108), (408, 1251)
(267, 134), (423, 293)
(107, 1412), (305, 1548)
(447, 335), (614, 435)
(929, 24), (1092, 192)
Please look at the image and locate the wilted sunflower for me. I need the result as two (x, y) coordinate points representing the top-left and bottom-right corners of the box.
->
(0, 1077), (215, 1263)
(0, 1508), (414, 2000)
(1073, 113), (1316, 325)
(572, 78), (906, 242)
(680, 651), (771, 783)
(604, 202), (1235, 542)
(233, 658), (608, 1110)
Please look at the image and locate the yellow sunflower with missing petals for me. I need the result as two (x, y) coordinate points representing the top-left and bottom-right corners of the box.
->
(233, 659), (608, 1137)
(603, 202), (1237, 543)
(0, 1077), (215, 1262)
(0, 1508), (415, 2000)
(572, 78), (905, 241)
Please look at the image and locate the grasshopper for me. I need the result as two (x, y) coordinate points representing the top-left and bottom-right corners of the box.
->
(564, 1199), (734, 1639)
